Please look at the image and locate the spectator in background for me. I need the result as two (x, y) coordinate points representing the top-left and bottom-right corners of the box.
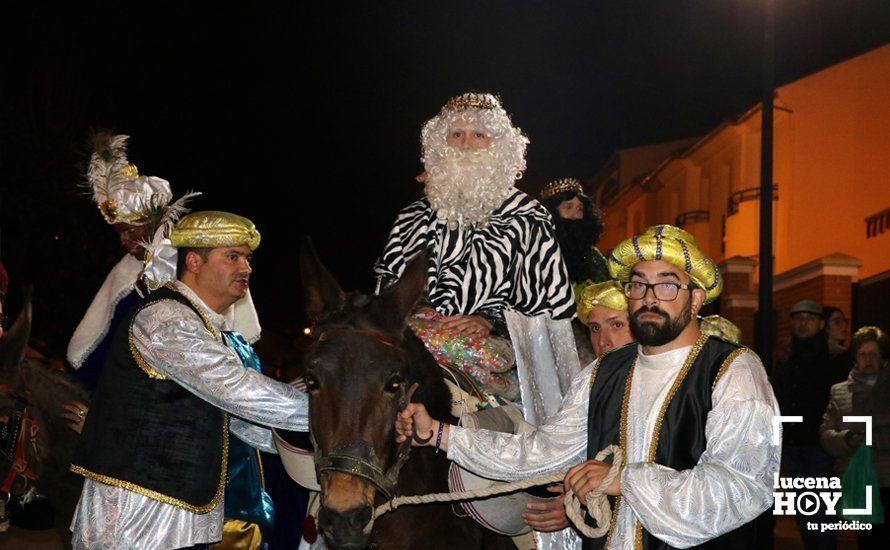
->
(820, 326), (890, 547)
(773, 299), (851, 549)
(824, 306), (849, 349)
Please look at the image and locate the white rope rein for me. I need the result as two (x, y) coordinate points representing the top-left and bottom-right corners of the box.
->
(374, 444), (622, 539)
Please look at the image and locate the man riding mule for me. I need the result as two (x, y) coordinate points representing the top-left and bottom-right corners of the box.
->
(374, 92), (580, 422)
(396, 225), (782, 549)
(372, 92), (584, 548)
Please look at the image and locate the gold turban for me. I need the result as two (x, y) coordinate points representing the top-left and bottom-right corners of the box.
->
(576, 281), (627, 323)
(170, 211), (261, 251)
(699, 315), (742, 344)
(608, 224), (723, 304)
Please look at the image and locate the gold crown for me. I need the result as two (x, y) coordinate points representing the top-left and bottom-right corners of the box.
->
(540, 178), (585, 200)
(443, 93), (501, 112)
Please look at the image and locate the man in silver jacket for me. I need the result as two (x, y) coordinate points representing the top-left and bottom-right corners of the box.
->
(70, 211), (309, 549)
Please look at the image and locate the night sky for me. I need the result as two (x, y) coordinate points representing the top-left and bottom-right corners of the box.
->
(3, 1), (890, 354)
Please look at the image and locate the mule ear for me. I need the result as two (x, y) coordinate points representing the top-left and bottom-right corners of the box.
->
(0, 287), (32, 370)
(299, 237), (344, 321)
(373, 249), (430, 333)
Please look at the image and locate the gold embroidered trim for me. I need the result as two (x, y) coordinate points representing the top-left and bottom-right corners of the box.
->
(129, 334), (168, 379)
(128, 283), (218, 379)
(604, 355), (637, 547)
(163, 282), (218, 340)
(589, 343), (633, 391)
(711, 348), (749, 391)
(70, 414), (230, 514)
(630, 334), (709, 549)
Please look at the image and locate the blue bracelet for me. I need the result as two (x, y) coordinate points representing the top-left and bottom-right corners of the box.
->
(434, 421), (445, 454)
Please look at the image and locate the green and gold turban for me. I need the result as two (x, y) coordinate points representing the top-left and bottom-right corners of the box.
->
(576, 281), (627, 324)
(699, 315), (742, 344)
(171, 211), (261, 251)
(608, 224), (722, 304)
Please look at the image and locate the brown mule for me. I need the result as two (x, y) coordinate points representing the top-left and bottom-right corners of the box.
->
(297, 241), (515, 550)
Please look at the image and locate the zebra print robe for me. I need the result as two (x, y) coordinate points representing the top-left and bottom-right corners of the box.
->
(374, 190), (575, 321)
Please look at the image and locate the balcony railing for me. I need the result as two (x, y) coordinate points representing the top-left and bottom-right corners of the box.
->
(675, 210), (710, 227)
(866, 207), (890, 239)
(727, 185), (778, 216)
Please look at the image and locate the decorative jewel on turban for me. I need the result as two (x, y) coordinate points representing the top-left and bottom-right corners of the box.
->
(576, 280), (627, 324)
(699, 315), (742, 344)
(86, 132), (174, 225)
(608, 224), (723, 304)
(170, 211), (261, 251)
(540, 178), (587, 201)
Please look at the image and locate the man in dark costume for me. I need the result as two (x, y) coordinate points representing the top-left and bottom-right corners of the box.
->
(539, 178), (610, 295)
(397, 224), (781, 549)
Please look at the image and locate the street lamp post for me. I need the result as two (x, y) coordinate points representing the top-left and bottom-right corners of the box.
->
(757, 0), (775, 374)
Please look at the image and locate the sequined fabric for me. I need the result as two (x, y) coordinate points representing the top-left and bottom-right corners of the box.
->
(447, 345), (780, 549)
(71, 281), (309, 549)
(505, 311), (582, 427)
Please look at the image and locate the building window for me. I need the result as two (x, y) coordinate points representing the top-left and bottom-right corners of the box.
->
(865, 207), (890, 238)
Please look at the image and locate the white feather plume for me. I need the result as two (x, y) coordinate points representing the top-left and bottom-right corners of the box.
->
(86, 132), (131, 203)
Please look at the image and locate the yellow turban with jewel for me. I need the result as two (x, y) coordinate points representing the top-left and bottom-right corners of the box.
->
(576, 281), (627, 324)
(608, 225), (722, 304)
(171, 211), (261, 251)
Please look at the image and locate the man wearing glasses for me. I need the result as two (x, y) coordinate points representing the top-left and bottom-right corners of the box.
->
(396, 225), (781, 549)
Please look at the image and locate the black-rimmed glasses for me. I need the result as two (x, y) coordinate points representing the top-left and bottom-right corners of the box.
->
(623, 281), (692, 301)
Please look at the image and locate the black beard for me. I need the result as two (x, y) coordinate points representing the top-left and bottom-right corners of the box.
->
(554, 217), (601, 283)
(630, 299), (692, 346)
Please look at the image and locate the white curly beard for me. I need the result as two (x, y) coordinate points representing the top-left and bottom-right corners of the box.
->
(424, 146), (516, 228)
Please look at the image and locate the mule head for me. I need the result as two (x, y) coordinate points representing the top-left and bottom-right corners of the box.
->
(300, 240), (438, 549)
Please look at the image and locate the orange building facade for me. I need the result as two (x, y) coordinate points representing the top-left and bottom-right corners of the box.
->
(589, 44), (890, 352)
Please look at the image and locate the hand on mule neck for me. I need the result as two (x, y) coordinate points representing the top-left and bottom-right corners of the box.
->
(395, 403), (448, 450)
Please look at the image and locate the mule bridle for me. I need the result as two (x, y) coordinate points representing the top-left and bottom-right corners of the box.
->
(0, 382), (39, 494)
(311, 327), (418, 500)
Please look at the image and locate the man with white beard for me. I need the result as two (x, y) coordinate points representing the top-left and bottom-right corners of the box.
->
(375, 92), (575, 336)
(374, 93), (581, 549)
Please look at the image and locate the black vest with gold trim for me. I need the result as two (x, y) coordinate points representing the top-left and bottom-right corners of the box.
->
(582, 335), (757, 550)
(71, 284), (228, 513)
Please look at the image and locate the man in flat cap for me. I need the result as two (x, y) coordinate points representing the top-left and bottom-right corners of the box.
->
(773, 299), (850, 549)
(70, 211), (308, 549)
(397, 225), (781, 549)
